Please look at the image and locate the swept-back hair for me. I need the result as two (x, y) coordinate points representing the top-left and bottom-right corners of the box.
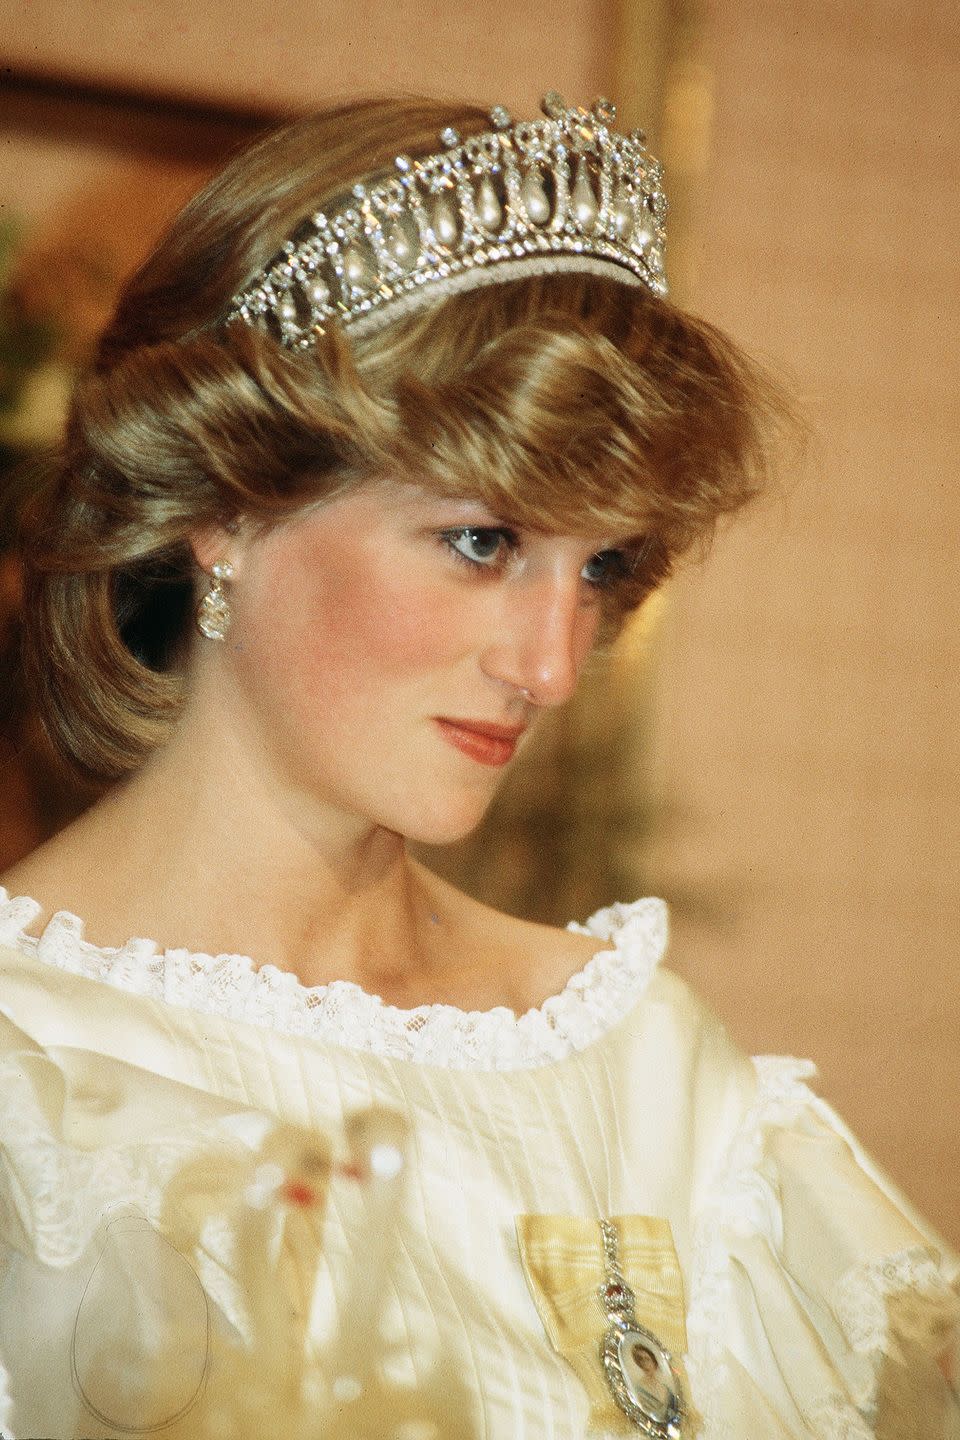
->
(18, 96), (797, 782)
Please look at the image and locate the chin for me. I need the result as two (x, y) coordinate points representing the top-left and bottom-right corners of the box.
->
(398, 795), (493, 848)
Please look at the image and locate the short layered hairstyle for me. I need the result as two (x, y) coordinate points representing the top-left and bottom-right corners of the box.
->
(17, 97), (798, 783)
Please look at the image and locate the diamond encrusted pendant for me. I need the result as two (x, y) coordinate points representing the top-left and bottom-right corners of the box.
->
(196, 560), (233, 642)
(597, 1221), (685, 1437)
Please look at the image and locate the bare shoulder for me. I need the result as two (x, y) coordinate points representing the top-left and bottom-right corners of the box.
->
(0, 812), (109, 933)
(1, 840), (61, 907)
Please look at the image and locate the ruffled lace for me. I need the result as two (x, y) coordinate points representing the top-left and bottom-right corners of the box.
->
(832, 1247), (959, 1358)
(0, 1039), (268, 1272)
(685, 1054), (819, 1422)
(686, 1055), (960, 1438)
(0, 889), (667, 1070)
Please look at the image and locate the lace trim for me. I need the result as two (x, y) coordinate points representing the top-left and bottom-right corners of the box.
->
(834, 1248), (960, 1358)
(0, 889), (668, 1070)
(0, 1045), (268, 1270)
(686, 1058), (960, 1438)
(685, 1056), (887, 1438)
(685, 1053), (820, 1425)
(805, 1397), (874, 1440)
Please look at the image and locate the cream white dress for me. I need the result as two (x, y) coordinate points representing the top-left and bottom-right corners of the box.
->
(0, 888), (957, 1439)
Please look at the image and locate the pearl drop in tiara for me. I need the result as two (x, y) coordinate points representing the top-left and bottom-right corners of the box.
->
(225, 91), (668, 349)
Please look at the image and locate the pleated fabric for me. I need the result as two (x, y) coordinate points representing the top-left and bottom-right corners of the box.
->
(0, 903), (957, 1439)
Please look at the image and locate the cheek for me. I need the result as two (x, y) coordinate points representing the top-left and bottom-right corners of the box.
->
(239, 536), (463, 720)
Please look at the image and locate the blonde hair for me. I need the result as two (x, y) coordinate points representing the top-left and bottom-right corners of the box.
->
(18, 96), (796, 783)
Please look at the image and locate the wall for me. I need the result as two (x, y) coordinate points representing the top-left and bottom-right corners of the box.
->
(1, 0), (611, 114)
(650, 0), (960, 1242)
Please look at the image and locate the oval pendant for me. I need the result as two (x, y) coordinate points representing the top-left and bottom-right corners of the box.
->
(601, 1323), (684, 1437)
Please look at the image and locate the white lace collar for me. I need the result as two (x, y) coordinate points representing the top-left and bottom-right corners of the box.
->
(0, 889), (668, 1070)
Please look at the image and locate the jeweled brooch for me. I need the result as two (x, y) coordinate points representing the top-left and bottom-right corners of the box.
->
(598, 1220), (685, 1437)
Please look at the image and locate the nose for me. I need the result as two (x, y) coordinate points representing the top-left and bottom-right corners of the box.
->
(479, 569), (595, 708)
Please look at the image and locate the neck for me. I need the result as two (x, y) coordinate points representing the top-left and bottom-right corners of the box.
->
(21, 689), (448, 995)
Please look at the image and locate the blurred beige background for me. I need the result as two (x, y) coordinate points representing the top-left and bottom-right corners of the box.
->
(0, 0), (957, 1241)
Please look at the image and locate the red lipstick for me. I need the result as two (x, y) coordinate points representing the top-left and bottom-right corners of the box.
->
(434, 718), (525, 767)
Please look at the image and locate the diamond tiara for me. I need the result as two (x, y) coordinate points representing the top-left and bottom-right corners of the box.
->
(225, 91), (668, 349)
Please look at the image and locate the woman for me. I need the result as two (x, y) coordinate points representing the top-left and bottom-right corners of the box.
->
(0, 93), (956, 1439)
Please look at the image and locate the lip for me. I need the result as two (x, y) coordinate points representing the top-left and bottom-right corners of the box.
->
(433, 717), (526, 767)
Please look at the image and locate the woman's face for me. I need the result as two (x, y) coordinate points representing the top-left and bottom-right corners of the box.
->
(201, 478), (643, 844)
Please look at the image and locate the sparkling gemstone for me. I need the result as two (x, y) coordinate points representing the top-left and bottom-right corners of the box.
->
(352, 183), (367, 200)
(277, 295), (299, 326)
(197, 591), (230, 642)
(475, 176), (503, 232)
(592, 96), (617, 124)
(431, 194), (459, 247)
(570, 161), (599, 231)
(631, 127), (648, 145)
(520, 170), (551, 225)
(489, 105), (512, 131)
(541, 90), (567, 120)
(305, 276), (330, 309)
(440, 125), (460, 149)
(395, 154), (413, 173)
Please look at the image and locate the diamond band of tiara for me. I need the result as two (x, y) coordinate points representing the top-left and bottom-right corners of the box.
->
(225, 91), (668, 349)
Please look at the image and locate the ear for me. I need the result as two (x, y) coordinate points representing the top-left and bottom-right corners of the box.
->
(189, 519), (244, 573)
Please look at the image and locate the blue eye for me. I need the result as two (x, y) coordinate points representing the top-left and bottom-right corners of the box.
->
(581, 549), (633, 589)
(440, 528), (638, 594)
(442, 527), (515, 568)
